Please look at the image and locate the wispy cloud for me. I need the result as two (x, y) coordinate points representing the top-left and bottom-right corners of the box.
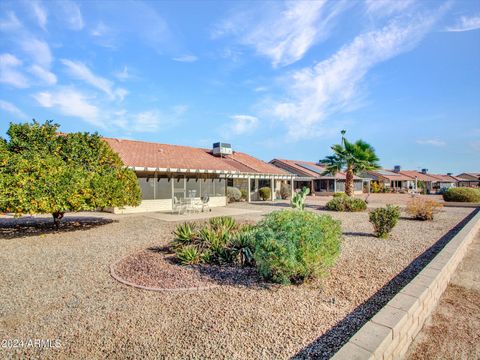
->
(173, 55), (198, 63)
(365, 0), (415, 17)
(30, 1), (48, 31)
(0, 53), (29, 88)
(33, 88), (100, 125)
(20, 37), (52, 68)
(28, 64), (57, 85)
(0, 99), (28, 119)
(416, 139), (446, 147)
(213, 1), (349, 67)
(114, 66), (130, 81)
(59, 0), (84, 30)
(113, 106), (188, 132)
(267, 6), (448, 140)
(228, 115), (258, 135)
(446, 15), (480, 32)
(61, 59), (126, 100)
(0, 11), (22, 31)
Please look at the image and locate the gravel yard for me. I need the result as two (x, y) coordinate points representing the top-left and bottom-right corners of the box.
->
(0, 199), (474, 359)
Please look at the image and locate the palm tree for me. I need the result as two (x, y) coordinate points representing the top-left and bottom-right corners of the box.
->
(320, 130), (380, 197)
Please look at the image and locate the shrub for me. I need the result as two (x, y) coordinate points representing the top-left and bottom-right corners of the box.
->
(280, 183), (291, 200)
(240, 189), (248, 200)
(253, 210), (342, 284)
(291, 187), (310, 210)
(259, 187), (271, 201)
(325, 194), (367, 212)
(369, 205), (401, 239)
(173, 222), (197, 246)
(443, 188), (480, 202)
(226, 186), (242, 202)
(406, 198), (443, 220)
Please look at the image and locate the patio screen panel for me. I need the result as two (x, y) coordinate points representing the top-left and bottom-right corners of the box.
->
(138, 177), (155, 200)
(155, 177), (172, 199)
(186, 177), (201, 198)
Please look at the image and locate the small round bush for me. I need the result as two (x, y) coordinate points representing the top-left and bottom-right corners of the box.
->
(280, 183), (291, 199)
(369, 205), (400, 239)
(240, 189), (248, 200)
(406, 198), (443, 221)
(443, 188), (480, 202)
(326, 194), (367, 212)
(226, 186), (242, 202)
(253, 210), (342, 284)
(258, 187), (271, 201)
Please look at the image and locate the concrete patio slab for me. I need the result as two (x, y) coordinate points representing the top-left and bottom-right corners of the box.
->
(141, 206), (262, 222)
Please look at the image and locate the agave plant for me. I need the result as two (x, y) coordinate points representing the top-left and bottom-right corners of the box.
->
(175, 245), (201, 265)
(230, 230), (256, 266)
(173, 222), (197, 246)
(209, 216), (237, 232)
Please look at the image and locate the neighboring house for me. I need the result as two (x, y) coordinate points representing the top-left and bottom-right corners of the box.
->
(269, 159), (366, 195)
(429, 174), (459, 191)
(362, 168), (415, 191)
(104, 139), (294, 213)
(456, 173), (480, 188)
(398, 169), (441, 193)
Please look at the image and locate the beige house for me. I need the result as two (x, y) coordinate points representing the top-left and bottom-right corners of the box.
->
(105, 139), (294, 213)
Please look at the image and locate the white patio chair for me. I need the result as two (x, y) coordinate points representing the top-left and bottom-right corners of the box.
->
(201, 195), (211, 212)
(173, 196), (186, 214)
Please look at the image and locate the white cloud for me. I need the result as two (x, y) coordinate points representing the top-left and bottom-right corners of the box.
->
(61, 59), (125, 100)
(254, 86), (268, 92)
(173, 55), (198, 63)
(91, 21), (109, 37)
(113, 106), (187, 133)
(20, 37), (52, 68)
(416, 139), (446, 147)
(229, 115), (258, 135)
(131, 111), (163, 132)
(0, 11), (22, 31)
(268, 8), (447, 140)
(114, 66), (130, 81)
(446, 15), (480, 32)
(365, 0), (415, 17)
(212, 1), (349, 67)
(0, 53), (29, 88)
(59, 0), (84, 30)
(31, 1), (48, 30)
(28, 64), (57, 85)
(0, 99), (28, 119)
(33, 88), (99, 125)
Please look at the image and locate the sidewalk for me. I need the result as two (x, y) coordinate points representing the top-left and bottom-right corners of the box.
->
(406, 231), (480, 359)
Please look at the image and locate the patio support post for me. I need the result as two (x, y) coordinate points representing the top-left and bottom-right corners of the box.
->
(290, 179), (294, 197)
(333, 179), (337, 193)
(247, 176), (251, 203)
(271, 177), (275, 201)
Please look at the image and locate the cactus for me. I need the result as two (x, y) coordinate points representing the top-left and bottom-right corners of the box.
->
(290, 187), (310, 210)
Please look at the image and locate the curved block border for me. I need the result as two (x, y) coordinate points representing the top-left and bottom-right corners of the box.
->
(332, 209), (480, 360)
(110, 261), (219, 292)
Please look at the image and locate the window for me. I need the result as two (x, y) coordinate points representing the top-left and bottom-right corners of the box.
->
(186, 177), (201, 198)
(227, 178), (234, 187)
(215, 178), (226, 196)
(259, 179), (271, 188)
(138, 177), (155, 200)
(354, 181), (363, 191)
(336, 181), (345, 192)
(155, 177), (172, 199)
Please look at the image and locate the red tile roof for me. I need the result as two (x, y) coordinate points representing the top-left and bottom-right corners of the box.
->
(270, 159), (362, 179)
(398, 171), (440, 182)
(104, 137), (288, 175)
(429, 174), (459, 182)
(366, 170), (415, 181)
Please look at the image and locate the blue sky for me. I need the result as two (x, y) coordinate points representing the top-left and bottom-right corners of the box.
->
(0, 0), (479, 173)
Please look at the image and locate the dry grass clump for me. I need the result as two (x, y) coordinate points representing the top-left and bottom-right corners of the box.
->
(406, 198), (443, 220)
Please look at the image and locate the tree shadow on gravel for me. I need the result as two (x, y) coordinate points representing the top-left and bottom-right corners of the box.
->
(291, 208), (479, 360)
(0, 216), (116, 239)
(343, 231), (374, 238)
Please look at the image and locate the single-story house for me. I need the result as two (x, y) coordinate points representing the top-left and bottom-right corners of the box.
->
(104, 139), (294, 213)
(456, 173), (480, 188)
(429, 174), (459, 191)
(397, 170), (443, 193)
(269, 159), (366, 195)
(362, 168), (416, 191)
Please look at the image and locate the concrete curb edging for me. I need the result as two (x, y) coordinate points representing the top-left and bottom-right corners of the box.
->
(332, 209), (480, 360)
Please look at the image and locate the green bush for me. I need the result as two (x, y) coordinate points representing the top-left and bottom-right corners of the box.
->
(280, 183), (291, 200)
(333, 192), (345, 198)
(443, 188), (480, 202)
(325, 194), (367, 212)
(369, 205), (401, 239)
(226, 186), (242, 202)
(253, 210), (342, 284)
(176, 246), (201, 265)
(240, 189), (248, 200)
(259, 187), (271, 201)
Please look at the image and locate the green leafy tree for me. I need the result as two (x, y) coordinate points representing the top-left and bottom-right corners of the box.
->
(0, 120), (141, 228)
(320, 130), (380, 197)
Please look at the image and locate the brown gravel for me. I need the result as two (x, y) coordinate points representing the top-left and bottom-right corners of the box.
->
(112, 250), (218, 290)
(0, 198), (475, 359)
